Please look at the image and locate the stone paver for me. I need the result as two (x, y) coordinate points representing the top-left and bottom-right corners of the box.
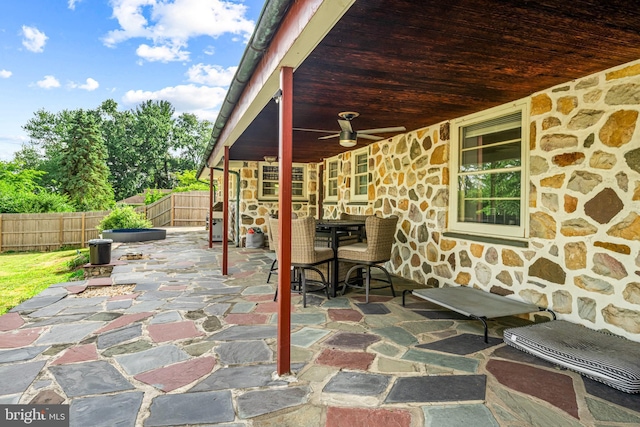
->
(69, 392), (143, 427)
(145, 391), (234, 426)
(50, 360), (134, 397)
(0, 229), (636, 427)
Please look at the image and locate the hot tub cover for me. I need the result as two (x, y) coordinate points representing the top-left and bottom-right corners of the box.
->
(504, 320), (640, 394)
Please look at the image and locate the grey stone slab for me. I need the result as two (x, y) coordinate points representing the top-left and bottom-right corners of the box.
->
(422, 404), (499, 427)
(0, 360), (46, 395)
(402, 349), (480, 373)
(324, 332), (380, 350)
(29, 314), (89, 327)
(291, 327), (330, 348)
(203, 303), (231, 316)
(38, 286), (72, 297)
(270, 313), (326, 325)
(50, 360), (134, 397)
(237, 386), (308, 419)
(97, 324), (142, 349)
(65, 296), (108, 307)
(385, 375), (486, 403)
(372, 326), (418, 346)
(70, 391), (143, 427)
(230, 302), (256, 313)
(150, 311), (182, 324)
(124, 300), (164, 313)
(190, 363), (304, 392)
(356, 303), (391, 315)
(207, 325), (276, 341)
(145, 391), (234, 426)
(166, 301), (207, 311)
(137, 291), (183, 301)
(133, 282), (162, 291)
(115, 344), (189, 375)
(206, 286), (244, 295)
(241, 285), (274, 295)
(10, 294), (67, 312)
(36, 322), (103, 345)
(323, 371), (390, 395)
(86, 312), (122, 322)
(322, 297), (352, 308)
(112, 273), (150, 285)
(61, 304), (105, 315)
(0, 346), (48, 363)
(0, 394), (21, 404)
(216, 340), (272, 364)
(106, 299), (133, 310)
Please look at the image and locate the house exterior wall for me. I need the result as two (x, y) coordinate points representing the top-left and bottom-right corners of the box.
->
(326, 59), (640, 341)
(235, 161), (320, 238)
(234, 59), (640, 341)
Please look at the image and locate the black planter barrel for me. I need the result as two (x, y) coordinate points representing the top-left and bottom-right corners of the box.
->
(88, 239), (113, 265)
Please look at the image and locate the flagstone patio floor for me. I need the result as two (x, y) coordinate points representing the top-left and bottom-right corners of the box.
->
(1, 228), (639, 426)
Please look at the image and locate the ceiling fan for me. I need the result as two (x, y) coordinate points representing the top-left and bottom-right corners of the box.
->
(294, 112), (406, 147)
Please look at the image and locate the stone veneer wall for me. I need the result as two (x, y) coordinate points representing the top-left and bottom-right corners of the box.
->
(235, 161), (320, 238)
(320, 59), (640, 341)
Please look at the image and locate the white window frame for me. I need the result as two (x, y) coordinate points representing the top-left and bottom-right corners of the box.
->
(350, 146), (370, 203)
(258, 162), (308, 201)
(449, 99), (529, 239)
(324, 155), (340, 202)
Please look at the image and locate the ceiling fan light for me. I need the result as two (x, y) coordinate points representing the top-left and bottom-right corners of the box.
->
(339, 130), (357, 147)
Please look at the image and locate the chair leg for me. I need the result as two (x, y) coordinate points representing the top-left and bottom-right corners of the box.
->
(365, 266), (371, 303)
(299, 268), (307, 308)
(267, 259), (277, 284)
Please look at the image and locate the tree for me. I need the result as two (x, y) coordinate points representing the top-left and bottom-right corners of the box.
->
(59, 110), (115, 211)
(172, 113), (213, 171)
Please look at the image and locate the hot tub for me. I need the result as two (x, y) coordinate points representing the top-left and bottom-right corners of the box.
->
(101, 228), (167, 242)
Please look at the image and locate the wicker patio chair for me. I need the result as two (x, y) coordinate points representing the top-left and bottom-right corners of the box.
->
(339, 212), (370, 243)
(337, 215), (398, 303)
(270, 216), (333, 307)
(266, 213), (297, 284)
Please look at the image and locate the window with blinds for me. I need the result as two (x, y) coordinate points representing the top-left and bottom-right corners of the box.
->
(450, 100), (528, 238)
(351, 147), (369, 202)
(324, 156), (340, 202)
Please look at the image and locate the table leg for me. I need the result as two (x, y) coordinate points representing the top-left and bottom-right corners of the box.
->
(331, 227), (338, 297)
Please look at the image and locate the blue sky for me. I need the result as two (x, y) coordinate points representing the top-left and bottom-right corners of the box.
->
(0, 0), (264, 161)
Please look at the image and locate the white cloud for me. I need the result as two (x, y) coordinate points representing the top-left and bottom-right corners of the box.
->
(136, 42), (189, 62)
(68, 78), (100, 91)
(186, 64), (236, 86)
(122, 83), (226, 118)
(0, 69), (12, 78)
(68, 0), (82, 9)
(103, 0), (254, 62)
(21, 26), (48, 53)
(35, 75), (60, 89)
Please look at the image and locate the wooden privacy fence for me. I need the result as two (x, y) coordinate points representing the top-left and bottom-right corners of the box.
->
(0, 191), (212, 252)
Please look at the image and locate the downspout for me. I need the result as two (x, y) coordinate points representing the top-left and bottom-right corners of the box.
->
(197, 0), (293, 177)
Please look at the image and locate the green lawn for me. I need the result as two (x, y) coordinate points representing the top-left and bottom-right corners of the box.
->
(0, 248), (88, 315)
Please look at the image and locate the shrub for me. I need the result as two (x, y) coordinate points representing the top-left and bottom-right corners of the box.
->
(98, 205), (152, 232)
(144, 189), (166, 205)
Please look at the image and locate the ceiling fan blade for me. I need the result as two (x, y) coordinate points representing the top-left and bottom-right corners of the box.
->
(358, 126), (406, 135)
(338, 120), (353, 132)
(293, 128), (336, 134)
(358, 134), (383, 141)
(318, 133), (340, 140)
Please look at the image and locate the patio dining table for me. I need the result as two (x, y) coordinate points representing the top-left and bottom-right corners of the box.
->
(315, 219), (366, 297)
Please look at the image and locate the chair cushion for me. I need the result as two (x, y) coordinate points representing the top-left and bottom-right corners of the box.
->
(504, 320), (640, 394)
(338, 243), (369, 261)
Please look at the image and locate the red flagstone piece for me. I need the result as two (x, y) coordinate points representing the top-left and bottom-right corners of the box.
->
(316, 349), (375, 370)
(487, 359), (579, 419)
(95, 312), (153, 333)
(87, 277), (112, 287)
(223, 313), (269, 325)
(159, 285), (187, 291)
(51, 343), (98, 365)
(0, 312), (25, 331)
(254, 302), (295, 313)
(244, 294), (276, 302)
(65, 284), (87, 294)
(147, 320), (204, 343)
(108, 292), (140, 301)
(326, 406), (412, 427)
(232, 271), (256, 279)
(29, 390), (65, 405)
(328, 309), (363, 322)
(0, 327), (42, 348)
(134, 356), (216, 392)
